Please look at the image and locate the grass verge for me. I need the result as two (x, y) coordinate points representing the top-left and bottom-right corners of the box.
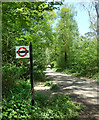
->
(52, 68), (99, 81)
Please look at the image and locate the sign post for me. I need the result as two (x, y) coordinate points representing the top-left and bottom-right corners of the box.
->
(29, 42), (34, 106)
(16, 44), (34, 106)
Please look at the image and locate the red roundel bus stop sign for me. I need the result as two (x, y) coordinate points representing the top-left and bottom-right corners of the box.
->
(16, 46), (30, 58)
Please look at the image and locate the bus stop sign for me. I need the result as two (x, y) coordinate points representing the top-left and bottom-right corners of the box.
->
(16, 46), (29, 58)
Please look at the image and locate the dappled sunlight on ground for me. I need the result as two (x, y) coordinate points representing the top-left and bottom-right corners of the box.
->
(34, 85), (50, 90)
(35, 68), (99, 120)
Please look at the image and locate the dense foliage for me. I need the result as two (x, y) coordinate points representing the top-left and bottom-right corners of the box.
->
(2, 2), (98, 120)
(50, 5), (79, 67)
(2, 80), (82, 120)
(2, 2), (55, 90)
(50, 5), (98, 79)
(2, 2), (82, 120)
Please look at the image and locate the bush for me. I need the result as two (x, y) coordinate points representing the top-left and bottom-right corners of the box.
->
(50, 84), (60, 91)
(2, 98), (31, 120)
(2, 64), (20, 89)
(33, 70), (45, 81)
(31, 93), (82, 119)
(92, 73), (99, 81)
(50, 61), (57, 68)
(2, 62), (30, 95)
(2, 80), (31, 120)
(2, 81), (83, 120)
(44, 81), (53, 86)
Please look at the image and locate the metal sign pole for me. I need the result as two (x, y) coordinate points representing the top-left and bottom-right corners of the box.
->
(30, 42), (34, 106)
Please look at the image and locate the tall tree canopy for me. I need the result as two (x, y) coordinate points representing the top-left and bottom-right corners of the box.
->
(50, 5), (79, 67)
(2, 2), (61, 89)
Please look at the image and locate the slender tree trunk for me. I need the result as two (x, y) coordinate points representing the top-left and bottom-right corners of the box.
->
(65, 52), (67, 67)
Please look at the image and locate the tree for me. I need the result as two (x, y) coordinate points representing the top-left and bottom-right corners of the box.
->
(2, 2), (61, 89)
(79, 1), (97, 37)
(80, 1), (99, 73)
(52, 4), (79, 68)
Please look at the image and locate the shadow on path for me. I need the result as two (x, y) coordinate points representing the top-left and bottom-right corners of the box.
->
(35, 68), (99, 120)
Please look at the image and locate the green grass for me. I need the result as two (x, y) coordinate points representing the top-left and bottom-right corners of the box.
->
(44, 81), (53, 86)
(2, 80), (83, 120)
(31, 93), (83, 120)
(52, 68), (99, 80)
(44, 81), (60, 91)
(92, 72), (99, 81)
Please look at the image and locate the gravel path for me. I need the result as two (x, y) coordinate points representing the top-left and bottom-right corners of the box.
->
(34, 68), (99, 120)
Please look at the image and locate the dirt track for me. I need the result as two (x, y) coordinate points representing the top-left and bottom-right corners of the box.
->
(34, 68), (99, 120)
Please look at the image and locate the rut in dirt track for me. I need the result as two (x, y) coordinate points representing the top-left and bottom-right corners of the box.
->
(35, 68), (99, 120)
